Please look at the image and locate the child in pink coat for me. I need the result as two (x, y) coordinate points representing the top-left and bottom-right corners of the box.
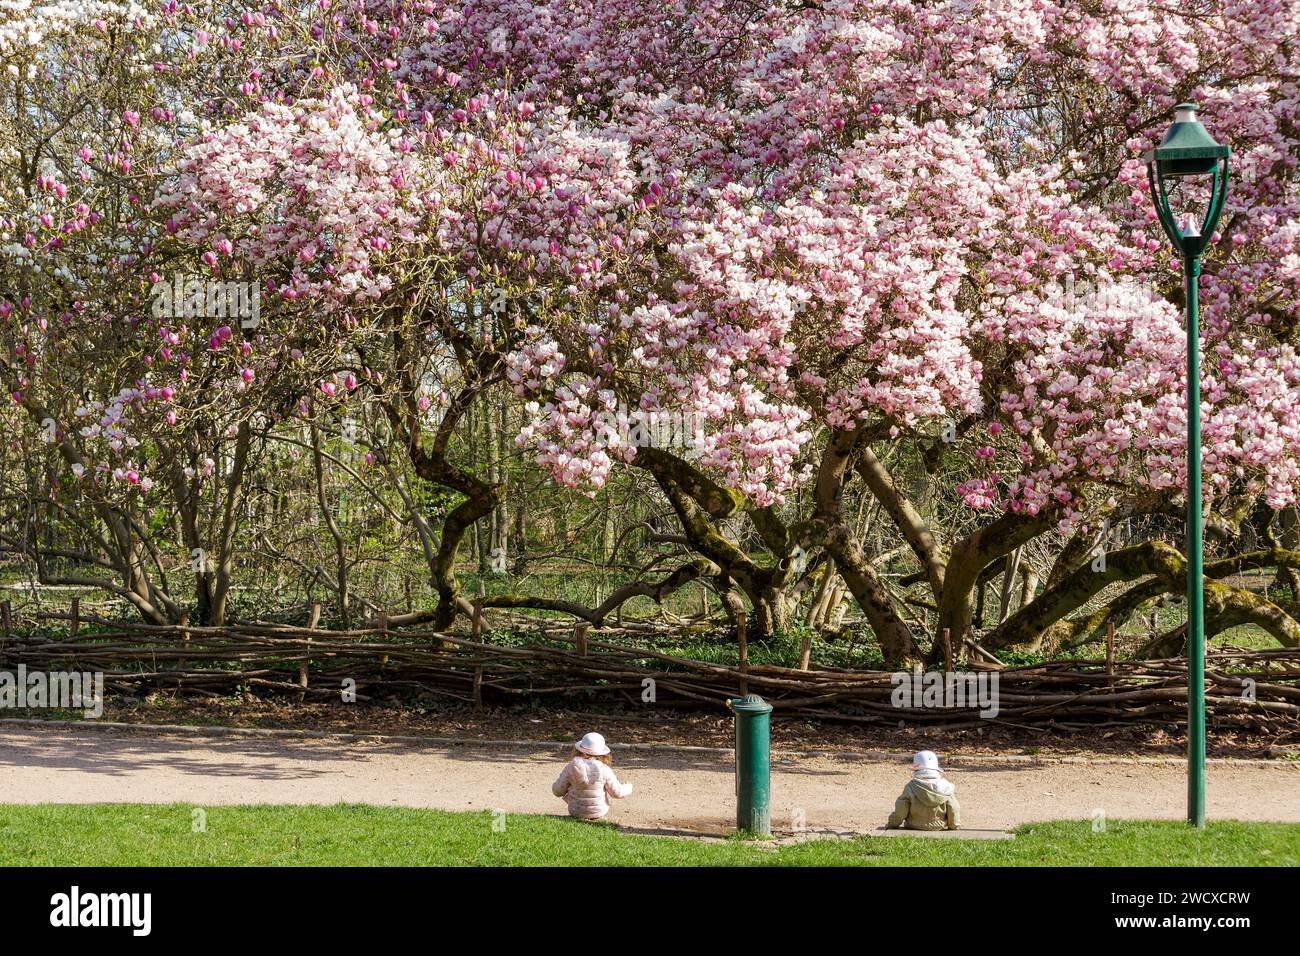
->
(552, 732), (633, 821)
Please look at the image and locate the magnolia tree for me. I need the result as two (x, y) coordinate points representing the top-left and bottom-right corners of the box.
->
(422, 0), (1300, 660)
(3, 0), (1299, 663)
(450, 0), (1300, 659)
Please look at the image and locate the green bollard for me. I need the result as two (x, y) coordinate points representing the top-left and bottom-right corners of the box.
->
(729, 693), (772, 836)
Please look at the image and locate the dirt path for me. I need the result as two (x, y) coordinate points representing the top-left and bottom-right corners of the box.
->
(1, 724), (1296, 834)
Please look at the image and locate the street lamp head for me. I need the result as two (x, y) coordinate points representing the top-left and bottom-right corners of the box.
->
(1143, 102), (1230, 260)
(1144, 103), (1230, 177)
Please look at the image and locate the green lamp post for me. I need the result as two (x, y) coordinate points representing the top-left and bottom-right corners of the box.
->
(1143, 103), (1230, 829)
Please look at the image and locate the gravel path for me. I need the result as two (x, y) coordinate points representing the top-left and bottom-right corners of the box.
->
(2, 724), (1296, 834)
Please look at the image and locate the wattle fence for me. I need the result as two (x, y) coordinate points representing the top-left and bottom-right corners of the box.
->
(2, 602), (1298, 729)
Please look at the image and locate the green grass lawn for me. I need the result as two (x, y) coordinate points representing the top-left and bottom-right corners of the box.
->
(0, 805), (1294, 866)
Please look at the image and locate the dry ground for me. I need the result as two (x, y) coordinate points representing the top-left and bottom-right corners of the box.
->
(2, 722), (1296, 835)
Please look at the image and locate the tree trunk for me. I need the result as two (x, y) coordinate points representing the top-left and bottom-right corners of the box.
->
(997, 547), (1022, 623)
(310, 418), (350, 626)
(209, 421), (252, 626)
(493, 400), (509, 566)
(1276, 506), (1300, 600)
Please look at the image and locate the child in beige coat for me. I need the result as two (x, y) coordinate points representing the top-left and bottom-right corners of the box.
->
(886, 750), (961, 830)
(552, 732), (634, 821)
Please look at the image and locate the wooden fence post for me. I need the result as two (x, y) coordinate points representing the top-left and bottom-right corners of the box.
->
(736, 610), (749, 697)
(299, 601), (321, 701)
(574, 622), (589, 657)
(1, 599), (10, 640)
(69, 597), (79, 639)
(471, 595), (485, 709)
(1106, 621), (1118, 715)
(1106, 621), (1115, 692)
(177, 610), (189, 673)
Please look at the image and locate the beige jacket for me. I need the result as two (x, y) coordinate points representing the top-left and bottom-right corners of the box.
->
(552, 757), (633, 820)
(886, 771), (960, 830)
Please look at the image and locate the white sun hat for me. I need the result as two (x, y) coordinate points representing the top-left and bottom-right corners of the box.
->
(913, 750), (941, 771)
(576, 732), (611, 756)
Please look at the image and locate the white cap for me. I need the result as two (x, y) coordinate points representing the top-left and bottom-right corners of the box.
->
(576, 732), (611, 756)
(913, 750), (941, 771)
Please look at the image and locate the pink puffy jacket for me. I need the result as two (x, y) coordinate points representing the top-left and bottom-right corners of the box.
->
(552, 756), (633, 820)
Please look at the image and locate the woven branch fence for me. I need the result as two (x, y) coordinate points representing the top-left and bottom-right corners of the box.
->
(1, 603), (1298, 728)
